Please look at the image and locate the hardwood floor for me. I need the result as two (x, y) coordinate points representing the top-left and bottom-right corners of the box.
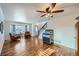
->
(1, 37), (76, 56)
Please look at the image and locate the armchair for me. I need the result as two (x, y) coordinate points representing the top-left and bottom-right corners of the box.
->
(24, 32), (31, 39)
(9, 33), (20, 41)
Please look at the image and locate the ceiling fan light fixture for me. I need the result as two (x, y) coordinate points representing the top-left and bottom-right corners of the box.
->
(47, 13), (50, 16)
(50, 14), (53, 16)
(45, 14), (50, 17)
(45, 15), (49, 17)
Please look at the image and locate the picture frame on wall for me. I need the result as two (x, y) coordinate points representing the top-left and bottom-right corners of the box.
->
(0, 21), (1, 32)
(0, 21), (3, 34)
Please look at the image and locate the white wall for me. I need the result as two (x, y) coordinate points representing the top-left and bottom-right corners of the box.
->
(47, 15), (77, 49)
(54, 27), (76, 49)
(0, 6), (5, 54)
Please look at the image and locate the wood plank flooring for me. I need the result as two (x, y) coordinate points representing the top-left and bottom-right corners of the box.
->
(1, 37), (76, 56)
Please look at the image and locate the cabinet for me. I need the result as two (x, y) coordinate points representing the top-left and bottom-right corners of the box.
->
(42, 29), (54, 44)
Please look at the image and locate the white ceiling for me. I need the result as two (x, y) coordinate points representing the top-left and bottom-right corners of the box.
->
(0, 3), (79, 24)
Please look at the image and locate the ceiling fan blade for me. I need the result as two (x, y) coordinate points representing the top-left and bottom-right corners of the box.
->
(45, 7), (50, 13)
(51, 3), (56, 9)
(41, 14), (46, 17)
(36, 10), (46, 13)
(52, 10), (64, 13)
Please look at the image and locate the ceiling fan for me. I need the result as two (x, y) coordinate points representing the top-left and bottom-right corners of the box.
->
(36, 3), (64, 17)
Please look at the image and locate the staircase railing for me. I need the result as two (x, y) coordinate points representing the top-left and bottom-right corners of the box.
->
(38, 22), (47, 36)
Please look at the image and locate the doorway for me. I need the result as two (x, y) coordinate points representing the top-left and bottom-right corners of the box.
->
(75, 21), (79, 55)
